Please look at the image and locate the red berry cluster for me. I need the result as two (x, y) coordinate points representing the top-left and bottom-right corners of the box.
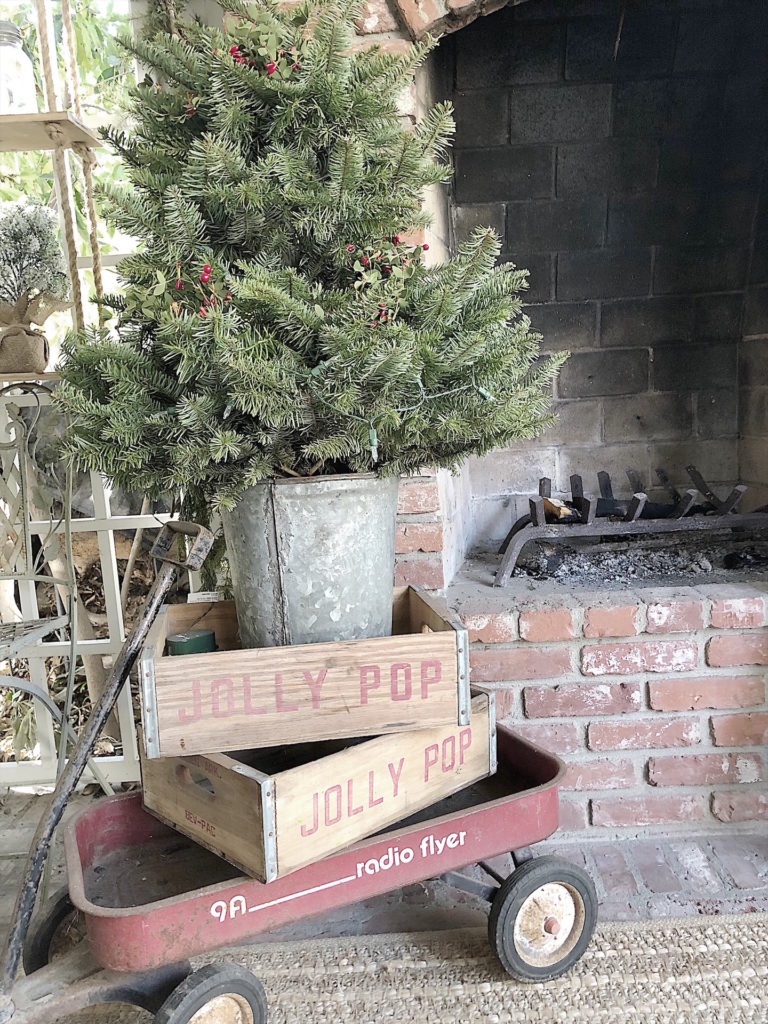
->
(229, 43), (301, 77)
(199, 264), (215, 318)
(347, 236), (429, 280)
(370, 302), (392, 328)
(229, 44), (254, 68)
(170, 262), (235, 319)
(199, 290), (225, 318)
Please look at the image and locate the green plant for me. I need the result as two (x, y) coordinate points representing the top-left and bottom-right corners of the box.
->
(0, 199), (69, 304)
(56, 0), (565, 517)
(0, 200), (72, 339)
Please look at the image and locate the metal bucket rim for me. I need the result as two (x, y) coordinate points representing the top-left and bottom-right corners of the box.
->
(257, 473), (396, 488)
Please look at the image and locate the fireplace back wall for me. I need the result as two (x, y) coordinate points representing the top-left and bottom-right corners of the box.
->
(433, 0), (768, 551)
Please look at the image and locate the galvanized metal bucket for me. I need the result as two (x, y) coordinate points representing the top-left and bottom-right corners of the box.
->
(220, 474), (399, 648)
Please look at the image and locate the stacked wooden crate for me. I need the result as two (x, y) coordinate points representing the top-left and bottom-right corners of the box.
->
(138, 587), (496, 882)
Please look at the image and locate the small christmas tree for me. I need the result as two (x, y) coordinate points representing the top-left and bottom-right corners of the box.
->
(57, 0), (565, 518)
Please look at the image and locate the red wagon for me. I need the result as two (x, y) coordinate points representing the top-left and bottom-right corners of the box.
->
(6, 724), (597, 1024)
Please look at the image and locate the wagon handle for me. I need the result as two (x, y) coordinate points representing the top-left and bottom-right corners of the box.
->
(0, 523), (214, 1007)
(150, 520), (214, 571)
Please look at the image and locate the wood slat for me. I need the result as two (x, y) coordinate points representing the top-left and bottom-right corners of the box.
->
(146, 591), (464, 758)
(0, 112), (100, 152)
(274, 694), (492, 876)
(140, 745), (268, 881)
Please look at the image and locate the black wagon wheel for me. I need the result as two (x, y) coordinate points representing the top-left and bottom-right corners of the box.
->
(23, 886), (85, 974)
(488, 855), (597, 983)
(155, 963), (268, 1024)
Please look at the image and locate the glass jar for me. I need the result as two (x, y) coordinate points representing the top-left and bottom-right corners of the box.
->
(0, 20), (38, 115)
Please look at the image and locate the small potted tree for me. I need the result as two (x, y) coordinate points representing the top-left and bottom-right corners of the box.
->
(0, 201), (70, 374)
(57, 0), (564, 648)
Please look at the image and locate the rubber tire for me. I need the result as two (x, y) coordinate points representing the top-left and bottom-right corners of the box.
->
(488, 855), (597, 983)
(155, 963), (268, 1024)
(22, 887), (79, 975)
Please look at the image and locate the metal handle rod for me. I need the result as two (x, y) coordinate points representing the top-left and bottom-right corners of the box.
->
(0, 558), (180, 994)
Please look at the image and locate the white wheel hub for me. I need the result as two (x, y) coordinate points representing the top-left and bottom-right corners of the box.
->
(189, 993), (255, 1024)
(512, 881), (585, 968)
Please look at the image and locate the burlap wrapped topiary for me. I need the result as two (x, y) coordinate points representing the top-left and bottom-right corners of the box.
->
(0, 292), (69, 374)
(0, 201), (71, 375)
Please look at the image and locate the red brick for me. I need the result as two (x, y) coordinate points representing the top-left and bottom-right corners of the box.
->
(645, 600), (705, 634)
(396, 0), (448, 36)
(356, 0), (400, 33)
(583, 604), (640, 638)
(710, 597), (765, 630)
(558, 797), (589, 831)
(395, 521), (443, 554)
(590, 846), (639, 894)
(399, 228), (426, 248)
(631, 844), (684, 893)
(706, 634), (768, 668)
(711, 712), (768, 747)
(591, 794), (707, 828)
(470, 646), (572, 682)
(648, 753), (763, 787)
(461, 612), (517, 644)
(523, 681), (641, 718)
(649, 674), (765, 711)
(588, 717), (701, 751)
(512, 721), (582, 754)
(581, 640), (698, 676)
(711, 791), (768, 823)
(519, 607), (577, 642)
(711, 837), (768, 887)
(562, 758), (636, 792)
(394, 554), (444, 589)
(493, 687), (516, 719)
(397, 480), (440, 514)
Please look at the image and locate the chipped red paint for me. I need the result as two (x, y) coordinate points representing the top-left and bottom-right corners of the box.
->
(64, 727), (562, 973)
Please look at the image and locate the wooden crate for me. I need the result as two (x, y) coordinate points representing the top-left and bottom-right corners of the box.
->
(140, 692), (495, 882)
(140, 587), (470, 759)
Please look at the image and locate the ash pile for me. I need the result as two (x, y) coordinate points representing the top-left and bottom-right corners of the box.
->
(515, 537), (768, 589)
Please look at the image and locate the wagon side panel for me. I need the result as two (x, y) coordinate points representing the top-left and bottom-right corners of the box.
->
(81, 780), (558, 972)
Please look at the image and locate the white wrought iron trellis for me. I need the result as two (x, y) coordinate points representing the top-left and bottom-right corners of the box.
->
(0, 382), (173, 788)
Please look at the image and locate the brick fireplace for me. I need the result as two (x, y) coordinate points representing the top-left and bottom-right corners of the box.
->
(390, 0), (768, 838)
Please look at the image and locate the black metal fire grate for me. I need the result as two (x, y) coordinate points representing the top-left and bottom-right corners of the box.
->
(495, 465), (768, 587)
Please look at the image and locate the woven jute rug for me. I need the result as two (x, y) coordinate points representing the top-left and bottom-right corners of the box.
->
(61, 912), (768, 1023)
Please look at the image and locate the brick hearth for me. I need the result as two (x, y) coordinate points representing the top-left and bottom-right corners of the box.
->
(440, 570), (768, 835)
